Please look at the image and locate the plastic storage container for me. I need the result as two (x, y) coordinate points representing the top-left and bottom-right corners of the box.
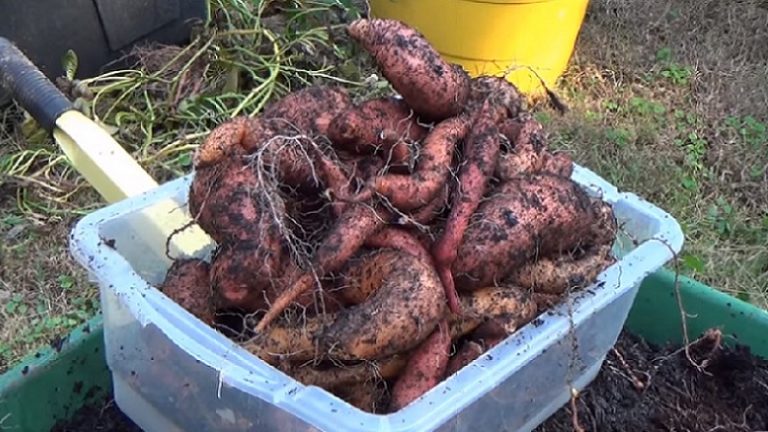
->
(368, 0), (590, 96)
(69, 164), (684, 432)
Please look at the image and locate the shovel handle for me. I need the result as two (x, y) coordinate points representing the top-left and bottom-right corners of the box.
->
(0, 37), (73, 132)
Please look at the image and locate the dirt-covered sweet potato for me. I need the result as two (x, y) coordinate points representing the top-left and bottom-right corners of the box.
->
(349, 115), (470, 211)
(287, 355), (407, 391)
(465, 75), (524, 118)
(319, 248), (446, 361)
(254, 202), (386, 332)
(243, 313), (337, 365)
(193, 115), (328, 191)
(507, 245), (616, 295)
(210, 242), (286, 311)
(445, 340), (485, 377)
(261, 85), (352, 136)
(452, 173), (604, 291)
(494, 117), (547, 181)
(160, 258), (214, 325)
(346, 18), (471, 122)
(388, 320), (451, 411)
(193, 116), (270, 169)
(327, 96), (426, 167)
(432, 101), (507, 307)
(448, 286), (538, 339)
(188, 157), (274, 245)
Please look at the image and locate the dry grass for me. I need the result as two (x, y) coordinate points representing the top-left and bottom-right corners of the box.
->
(1, 0), (767, 370)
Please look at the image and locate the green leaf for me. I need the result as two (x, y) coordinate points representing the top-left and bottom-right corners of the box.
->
(58, 274), (75, 290)
(681, 253), (705, 273)
(62, 49), (79, 80)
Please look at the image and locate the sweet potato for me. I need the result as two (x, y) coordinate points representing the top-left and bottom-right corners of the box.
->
(243, 313), (336, 365)
(465, 76), (524, 118)
(506, 245), (615, 295)
(445, 340), (485, 377)
(193, 116), (264, 169)
(193, 115), (324, 191)
(540, 151), (574, 178)
(340, 381), (388, 413)
(327, 96), (426, 167)
(349, 115), (471, 211)
(388, 320), (452, 411)
(452, 173), (601, 291)
(494, 117), (547, 181)
(160, 258), (214, 325)
(210, 242), (288, 311)
(448, 286), (538, 339)
(261, 85), (352, 136)
(188, 157), (273, 245)
(432, 101), (508, 306)
(347, 18), (471, 122)
(341, 229), (440, 305)
(254, 202), (386, 332)
(319, 249), (446, 360)
(288, 355), (407, 391)
(364, 227), (434, 269)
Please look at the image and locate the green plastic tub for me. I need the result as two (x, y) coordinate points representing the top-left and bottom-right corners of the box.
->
(1, 268), (767, 431)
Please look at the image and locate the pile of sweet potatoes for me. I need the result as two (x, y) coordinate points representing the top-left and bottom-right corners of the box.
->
(159, 18), (618, 414)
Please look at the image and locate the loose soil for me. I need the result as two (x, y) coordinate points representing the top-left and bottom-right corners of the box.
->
(536, 329), (768, 432)
(50, 329), (768, 431)
(50, 396), (141, 432)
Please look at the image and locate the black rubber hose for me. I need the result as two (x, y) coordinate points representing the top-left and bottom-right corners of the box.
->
(0, 37), (73, 132)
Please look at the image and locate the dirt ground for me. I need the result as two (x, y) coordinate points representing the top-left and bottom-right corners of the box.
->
(536, 329), (768, 431)
(1, 0), (767, 375)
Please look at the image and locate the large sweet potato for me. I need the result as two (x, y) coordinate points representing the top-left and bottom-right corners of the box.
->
(319, 248), (446, 361)
(210, 242), (281, 310)
(452, 173), (602, 291)
(160, 258), (214, 325)
(261, 85), (352, 136)
(506, 245), (615, 295)
(327, 96), (426, 167)
(347, 18), (471, 122)
(188, 157), (273, 245)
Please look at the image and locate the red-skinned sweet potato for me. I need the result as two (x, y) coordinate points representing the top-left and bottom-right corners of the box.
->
(160, 258), (214, 325)
(327, 96), (426, 167)
(432, 101), (508, 307)
(465, 75), (524, 118)
(261, 85), (352, 136)
(388, 319), (452, 411)
(349, 115), (471, 211)
(254, 202), (386, 332)
(347, 18), (471, 122)
(188, 157), (274, 246)
(453, 173), (604, 291)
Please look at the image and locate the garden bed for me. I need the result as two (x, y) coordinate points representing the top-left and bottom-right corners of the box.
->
(50, 328), (768, 431)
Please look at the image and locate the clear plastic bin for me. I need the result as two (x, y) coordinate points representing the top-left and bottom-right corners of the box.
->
(69, 164), (684, 432)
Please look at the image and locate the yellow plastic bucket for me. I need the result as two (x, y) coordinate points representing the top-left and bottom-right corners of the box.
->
(368, 0), (589, 97)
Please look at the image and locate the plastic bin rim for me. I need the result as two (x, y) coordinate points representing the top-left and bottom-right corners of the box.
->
(68, 164), (685, 430)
